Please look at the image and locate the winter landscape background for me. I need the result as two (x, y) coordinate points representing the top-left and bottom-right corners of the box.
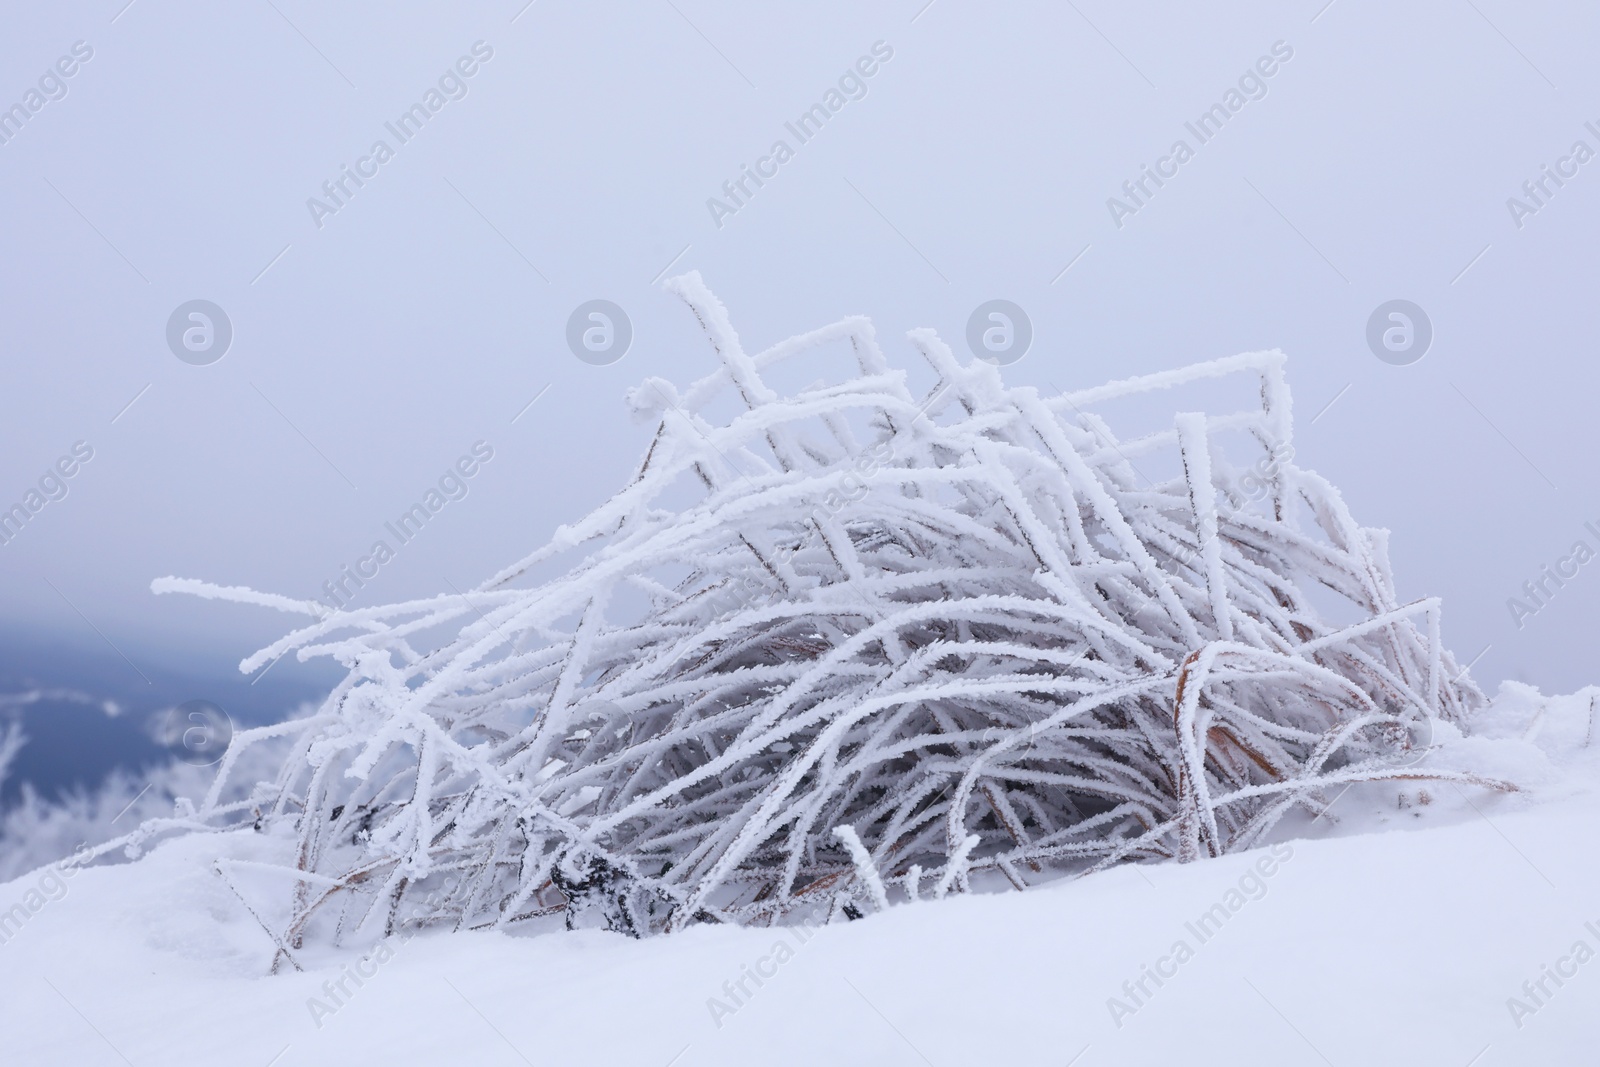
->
(2, 2), (1598, 1064)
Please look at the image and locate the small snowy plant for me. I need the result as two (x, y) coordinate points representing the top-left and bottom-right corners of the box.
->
(124, 273), (1500, 953)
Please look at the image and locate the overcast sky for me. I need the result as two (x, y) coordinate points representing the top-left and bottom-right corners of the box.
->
(1, 1), (1595, 695)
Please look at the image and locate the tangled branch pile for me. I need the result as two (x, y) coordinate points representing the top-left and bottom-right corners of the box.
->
(139, 273), (1493, 952)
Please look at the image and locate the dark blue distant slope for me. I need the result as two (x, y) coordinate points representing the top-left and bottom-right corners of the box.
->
(0, 626), (328, 805)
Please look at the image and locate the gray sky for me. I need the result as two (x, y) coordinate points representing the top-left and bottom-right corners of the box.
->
(0, 1), (1594, 693)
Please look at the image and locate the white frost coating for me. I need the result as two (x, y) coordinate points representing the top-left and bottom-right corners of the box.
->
(936, 833), (981, 899)
(1052, 350), (1285, 409)
(117, 275), (1499, 951)
(151, 576), (325, 617)
(833, 825), (889, 913)
(1175, 413), (1231, 643)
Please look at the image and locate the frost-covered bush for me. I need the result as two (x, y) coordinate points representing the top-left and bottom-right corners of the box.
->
(123, 274), (1496, 953)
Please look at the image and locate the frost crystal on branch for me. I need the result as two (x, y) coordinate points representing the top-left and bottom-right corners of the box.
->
(142, 273), (1494, 949)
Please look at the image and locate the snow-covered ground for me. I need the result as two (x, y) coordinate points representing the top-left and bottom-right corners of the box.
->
(2, 682), (1595, 1066)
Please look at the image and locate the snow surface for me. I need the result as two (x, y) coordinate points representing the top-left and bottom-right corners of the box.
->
(2, 683), (1596, 1065)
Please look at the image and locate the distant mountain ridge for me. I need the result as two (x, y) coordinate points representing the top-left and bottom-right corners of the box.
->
(0, 627), (322, 805)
